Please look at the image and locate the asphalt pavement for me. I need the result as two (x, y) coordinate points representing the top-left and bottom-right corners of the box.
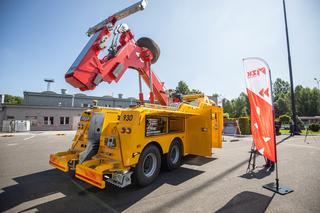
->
(0, 131), (319, 213)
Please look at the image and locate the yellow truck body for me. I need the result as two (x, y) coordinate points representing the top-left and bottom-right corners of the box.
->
(50, 95), (223, 189)
(49, 108), (122, 172)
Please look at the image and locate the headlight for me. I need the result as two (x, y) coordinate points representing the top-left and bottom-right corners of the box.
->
(106, 137), (116, 148)
(126, 128), (131, 134)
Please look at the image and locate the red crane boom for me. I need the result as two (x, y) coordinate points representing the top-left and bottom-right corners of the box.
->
(65, 0), (168, 105)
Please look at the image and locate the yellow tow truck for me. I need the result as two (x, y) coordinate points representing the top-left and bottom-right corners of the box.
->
(50, 95), (223, 189)
(49, 1), (223, 189)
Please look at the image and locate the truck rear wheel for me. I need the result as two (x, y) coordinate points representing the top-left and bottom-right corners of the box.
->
(165, 140), (182, 170)
(134, 144), (161, 186)
(136, 37), (160, 64)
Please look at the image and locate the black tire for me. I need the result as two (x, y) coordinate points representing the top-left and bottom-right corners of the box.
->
(165, 140), (182, 171)
(134, 144), (161, 186)
(136, 37), (160, 64)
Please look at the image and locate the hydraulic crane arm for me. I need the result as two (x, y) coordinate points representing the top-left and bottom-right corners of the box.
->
(65, 0), (168, 105)
(86, 0), (147, 37)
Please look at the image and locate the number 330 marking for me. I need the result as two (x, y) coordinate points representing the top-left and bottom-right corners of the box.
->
(123, 114), (133, 121)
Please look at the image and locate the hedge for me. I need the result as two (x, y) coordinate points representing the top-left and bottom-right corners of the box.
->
(309, 123), (320, 132)
(238, 117), (251, 135)
(278, 114), (291, 124)
(223, 113), (230, 119)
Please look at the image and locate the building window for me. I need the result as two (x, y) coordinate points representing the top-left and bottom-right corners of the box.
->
(60, 117), (70, 125)
(44, 117), (48, 125)
(82, 103), (89, 107)
(26, 116), (37, 126)
(44, 116), (54, 125)
(60, 117), (64, 125)
(7, 116), (15, 120)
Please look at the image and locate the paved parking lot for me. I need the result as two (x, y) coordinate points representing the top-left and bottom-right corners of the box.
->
(0, 132), (319, 212)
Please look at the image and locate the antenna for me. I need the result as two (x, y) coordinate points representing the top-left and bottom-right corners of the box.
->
(44, 78), (55, 91)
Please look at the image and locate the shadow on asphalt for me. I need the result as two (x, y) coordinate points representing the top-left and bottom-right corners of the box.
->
(276, 135), (292, 145)
(239, 167), (273, 180)
(216, 191), (275, 213)
(150, 158), (249, 211)
(0, 165), (204, 212)
(183, 155), (217, 166)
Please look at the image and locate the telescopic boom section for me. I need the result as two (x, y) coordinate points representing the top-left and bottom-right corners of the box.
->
(65, 0), (168, 105)
(86, 0), (147, 37)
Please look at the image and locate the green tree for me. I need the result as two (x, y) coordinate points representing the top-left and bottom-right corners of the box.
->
(309, 88), (320, 115)
(222, 93), (250, 118)
(4, 95), (23, 104)
(233, 92), (249, 118)
(220, 78), (319, 119)
(222, 98), (235, 117)
(190, 89), (203, 94)
(274, 94), (291, 117)
(273, 78), (291, 117)
(176, 81), (190, 95)
(273, 78), (290, 101)
(295, 85), (320, 116)
(242, 92), (250, 116)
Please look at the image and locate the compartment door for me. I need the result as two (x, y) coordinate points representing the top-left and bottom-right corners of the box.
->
(185, 112), (212, 157)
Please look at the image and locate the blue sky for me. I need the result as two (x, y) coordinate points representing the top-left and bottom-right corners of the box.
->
(0, 0), (319, 100)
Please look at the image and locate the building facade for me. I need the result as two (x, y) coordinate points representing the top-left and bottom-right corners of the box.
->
(0, 91), (138, 131)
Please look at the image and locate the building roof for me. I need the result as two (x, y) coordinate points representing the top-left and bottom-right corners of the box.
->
(0, 103), (84, 110)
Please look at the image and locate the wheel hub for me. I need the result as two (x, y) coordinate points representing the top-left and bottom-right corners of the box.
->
(170, 145), (179, 164)
(143, 153), (157, 177)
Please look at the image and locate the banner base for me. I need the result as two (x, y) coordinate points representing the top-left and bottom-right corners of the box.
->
(263, 182), (293, 195)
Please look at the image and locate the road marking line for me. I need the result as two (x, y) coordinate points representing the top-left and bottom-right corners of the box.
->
(7, 143), (18, 146)
(23, 135), (36, 141)
(21, 208), (38, 213)
(3, 192), (65, 213)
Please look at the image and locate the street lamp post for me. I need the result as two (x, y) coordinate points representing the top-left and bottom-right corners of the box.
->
(314, 78), (320, 90)
(282, 0), (298, 135)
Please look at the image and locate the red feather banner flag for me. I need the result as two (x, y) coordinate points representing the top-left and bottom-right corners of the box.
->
(243, 58), (277, 162)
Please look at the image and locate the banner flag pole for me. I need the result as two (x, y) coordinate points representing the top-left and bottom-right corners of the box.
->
(243, 57), (293, 195)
